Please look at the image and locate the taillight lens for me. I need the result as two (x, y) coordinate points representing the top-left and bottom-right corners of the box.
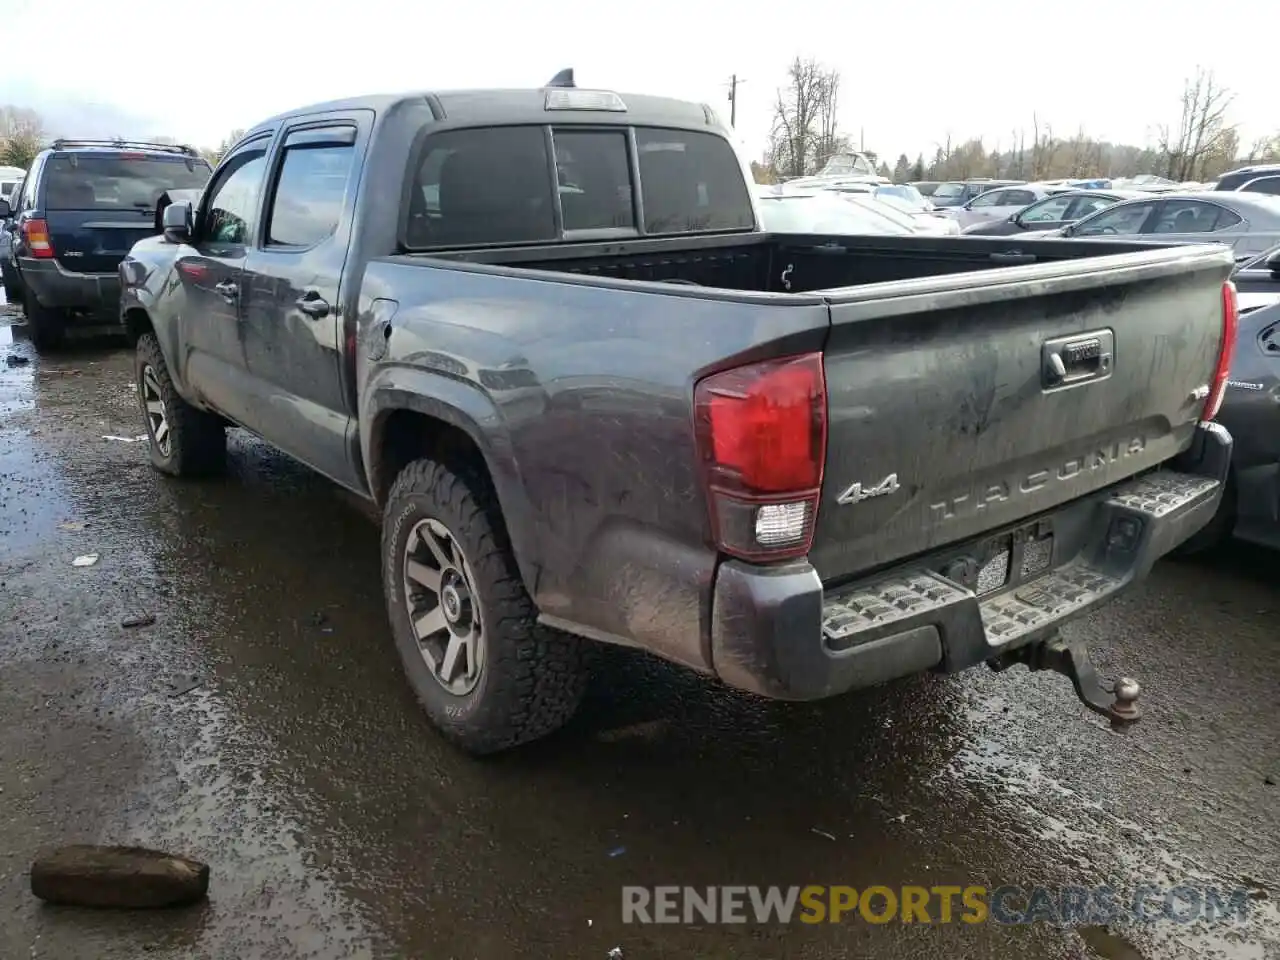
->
(1203, 280), (1238, 421)
(693, 352), (827, 561)
(22, 219), (54, 259)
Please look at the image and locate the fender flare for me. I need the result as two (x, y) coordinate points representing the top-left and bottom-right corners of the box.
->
(361, 367), (541, 594)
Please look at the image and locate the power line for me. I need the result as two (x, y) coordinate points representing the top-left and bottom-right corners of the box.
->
(726, 74), (746, 128)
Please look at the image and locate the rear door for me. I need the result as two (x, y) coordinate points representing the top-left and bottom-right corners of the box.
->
(240, 116), (365, 490)
(811, 246), (1234, 581)
(41, 152), (211, 274)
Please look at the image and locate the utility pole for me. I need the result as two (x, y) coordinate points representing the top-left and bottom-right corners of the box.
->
(727, 74), (745, 128)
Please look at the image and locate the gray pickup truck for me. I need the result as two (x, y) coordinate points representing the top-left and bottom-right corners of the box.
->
(119, 73), (1238, 754)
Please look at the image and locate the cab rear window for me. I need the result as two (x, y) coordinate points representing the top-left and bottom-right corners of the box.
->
(43, 156), (211, 211)
(404, 124), (754, 249)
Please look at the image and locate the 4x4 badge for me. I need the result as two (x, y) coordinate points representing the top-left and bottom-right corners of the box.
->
(836, 473), (900, 505)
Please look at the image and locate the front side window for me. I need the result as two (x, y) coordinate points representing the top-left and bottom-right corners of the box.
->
(1242, 176), (1280, 196)
(267, 137), (355, 247)
(203, 145), (268, 246)
(969, 190), (1004, 208)
(1073, 201), (1156, 236)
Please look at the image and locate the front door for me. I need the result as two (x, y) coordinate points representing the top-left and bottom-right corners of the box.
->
(240, 117), (366, 491)
(175, 137), (271, 426)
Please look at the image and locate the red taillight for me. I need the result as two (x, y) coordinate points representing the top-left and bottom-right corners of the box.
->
(22, 219), (54, 259)
(694, 352), (827, 561)
(1204, 280), (1238, 421)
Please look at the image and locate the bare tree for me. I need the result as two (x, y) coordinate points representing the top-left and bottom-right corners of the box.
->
(0, 105), (45, 168)
(1157, 68), (1236, 181)
(201, 128), (247, 165)
(767, 58), (840, 178)
(1030, 113), (1059, 179)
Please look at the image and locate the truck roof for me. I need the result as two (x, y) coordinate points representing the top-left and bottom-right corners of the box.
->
(253, 87), (724, 132)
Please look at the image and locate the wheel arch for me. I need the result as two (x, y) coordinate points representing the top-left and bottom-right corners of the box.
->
(364, 384), (540, 596)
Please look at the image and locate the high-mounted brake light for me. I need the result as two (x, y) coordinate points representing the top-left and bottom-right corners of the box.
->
(544, 89), (627, 112)
(23, 219), (54, 259)
(694, 352), (827, 562)
(1203, 280), (1238, 421)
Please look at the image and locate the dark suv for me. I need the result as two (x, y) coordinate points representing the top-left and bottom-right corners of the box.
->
(0, 139), (211, 347)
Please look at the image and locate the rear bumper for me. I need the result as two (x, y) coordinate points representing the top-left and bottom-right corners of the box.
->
(709, 421), (1233, 700)
(18, 257), (119, 312)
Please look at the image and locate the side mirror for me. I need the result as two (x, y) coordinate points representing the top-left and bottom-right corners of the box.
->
(162, 200), (193, 244)
(1008, 212), (1019, 224)
(1267, 250), (1280, 276)
(0, 198), (10, 219)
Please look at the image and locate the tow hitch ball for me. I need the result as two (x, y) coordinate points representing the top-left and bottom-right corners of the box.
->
(997, 636), (1143, 727)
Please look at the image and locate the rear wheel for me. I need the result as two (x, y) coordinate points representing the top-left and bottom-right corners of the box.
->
(382, 457), (589, 754)
(23, 289), (65, 350)
(135, 333), (226, 477)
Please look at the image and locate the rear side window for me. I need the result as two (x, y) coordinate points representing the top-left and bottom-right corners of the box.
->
(267, 134), (355, 247)
(1002, 189), (1037, 206)
(407, 126), (556, 248)
(635, 128), (753, 235)
(42, 156), (210, 211)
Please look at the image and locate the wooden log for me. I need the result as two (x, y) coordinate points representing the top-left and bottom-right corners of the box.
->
(31, 845), (209, 908)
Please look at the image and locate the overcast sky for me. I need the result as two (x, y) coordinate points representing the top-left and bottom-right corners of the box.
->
(3, 0), (1273, 162)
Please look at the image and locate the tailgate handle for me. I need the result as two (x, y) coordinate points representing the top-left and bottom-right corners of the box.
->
(1042, 330), (1114, 389)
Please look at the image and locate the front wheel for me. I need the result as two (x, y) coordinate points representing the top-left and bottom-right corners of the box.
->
(135, 333), (227, 477)
(382, 457), (588, 754)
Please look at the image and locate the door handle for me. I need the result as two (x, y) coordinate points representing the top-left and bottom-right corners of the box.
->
(215, 280), (238, 302)
(295, 292), (330, 318)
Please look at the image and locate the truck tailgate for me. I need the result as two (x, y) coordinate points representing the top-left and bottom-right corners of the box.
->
(811, 244), (1235, 582)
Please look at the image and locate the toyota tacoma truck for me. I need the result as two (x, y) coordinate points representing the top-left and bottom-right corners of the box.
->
(119, 72), (1238, 754)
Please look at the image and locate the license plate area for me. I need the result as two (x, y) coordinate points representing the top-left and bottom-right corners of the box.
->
(937, 522), (1056, 596)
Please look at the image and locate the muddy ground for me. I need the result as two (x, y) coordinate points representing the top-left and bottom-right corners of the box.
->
(1, 305), (1277, 960)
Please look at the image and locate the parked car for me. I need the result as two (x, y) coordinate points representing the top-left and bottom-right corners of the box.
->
(120, 76), (1235, 753)
(962, 190), (1144, 236)
(756, 190), (914, 235)
(0, 139), (211, 347)
(1180, 251), (1280, 552)
(945, 184), (1056, 230)
(1017, 191), (1280, 261)
(0, 175), (21, 300)
(1232, 242), (1280, 309)
(1214, 164), (1280, 195)
(867, 192), (962, 235)
(929, 178), (1026, 208)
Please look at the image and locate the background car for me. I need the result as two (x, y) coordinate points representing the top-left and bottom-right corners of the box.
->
(1017, 191), (1280, 260)
(928, 178), (1026, 208)
(1214, 164), (1280, 195)
(962, 189), (1143, 236)
(755, 190), (915, 235)
(871, 192), (962, 235)
(1232, 242), (1280, 310)
(909, 180), (941, 197)
(3, 138), (211, 347)
(944, 184), (1056, 230)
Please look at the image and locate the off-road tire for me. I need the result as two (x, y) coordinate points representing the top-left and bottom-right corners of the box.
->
(23, 288), (66, 350)
(382, 457), (589, 754)
(135, 333), (226, 477)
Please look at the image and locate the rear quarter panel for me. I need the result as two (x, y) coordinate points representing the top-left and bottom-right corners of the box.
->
(357, 259), (829, 669)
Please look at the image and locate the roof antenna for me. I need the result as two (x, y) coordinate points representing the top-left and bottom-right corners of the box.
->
(546, 68), (575, 89)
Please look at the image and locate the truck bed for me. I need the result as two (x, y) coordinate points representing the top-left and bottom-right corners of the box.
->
(415, 231), (1153, 295)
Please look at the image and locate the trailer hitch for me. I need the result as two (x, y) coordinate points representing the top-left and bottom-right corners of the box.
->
(991, 634), (1142, 727)
(1027, 636), (1142, 727)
